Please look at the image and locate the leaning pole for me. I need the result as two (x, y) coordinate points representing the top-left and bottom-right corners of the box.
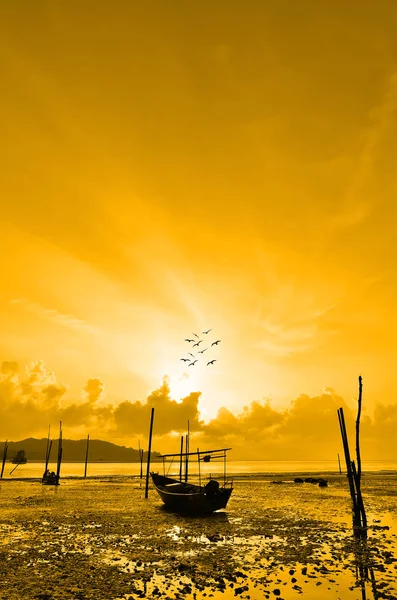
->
(145, 408), (155, 499)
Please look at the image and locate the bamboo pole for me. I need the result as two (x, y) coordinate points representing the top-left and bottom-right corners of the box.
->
(353, 376), (367, 532)
(9, 462), (21, 475)
(84, 434), (90, 478)
(138, 440), (143, 479)
(1, 441), (8, 479)
(144, 408), (155, 499)
(337, 453), (342, 474)
(356, 375), (363, 482)
(351, 460), (368, 533)
(179, 435), (184, 481)
(337, 408), (358, 520)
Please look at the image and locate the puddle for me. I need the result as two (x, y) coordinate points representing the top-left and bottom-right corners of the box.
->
(100, 548), (164, 573)
(1, 476), (397, 599)
(113, 562), (392, 600)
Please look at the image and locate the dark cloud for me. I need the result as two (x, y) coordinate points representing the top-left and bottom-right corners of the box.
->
(113, 378), (202, 436)
(0, 359), (396, 460)
(1, 361), (19, 375)
(83, 378), (104, 404)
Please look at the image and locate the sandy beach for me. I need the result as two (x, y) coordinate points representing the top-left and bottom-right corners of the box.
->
(0, 472), (396, 600)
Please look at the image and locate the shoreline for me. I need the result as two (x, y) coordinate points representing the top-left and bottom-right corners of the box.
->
(2, 469), (397, 483)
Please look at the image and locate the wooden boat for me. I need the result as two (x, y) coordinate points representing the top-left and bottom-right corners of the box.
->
(42, 470), (60, 486)
(150, 447), (233, 514)
(42, 422), (63, 486)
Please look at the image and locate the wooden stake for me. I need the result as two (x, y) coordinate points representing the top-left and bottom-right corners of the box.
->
(1, 441), (8, 479)
(353, 375), (367, 533)
(337, 453), (342, 474)
(144, 408), (155, 499)
(337, 408), (358, 520)
(84, 434), (90, 478)
(356, 375), (363, 483)
(138, 440), (143, 479)
(9, 462), (22, 475)
(351, 460), (368, 533)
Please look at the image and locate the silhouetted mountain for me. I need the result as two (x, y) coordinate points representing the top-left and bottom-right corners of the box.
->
(0, 438), (162, 463)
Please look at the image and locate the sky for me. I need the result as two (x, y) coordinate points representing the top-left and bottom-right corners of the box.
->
(1, 2), (397, 458)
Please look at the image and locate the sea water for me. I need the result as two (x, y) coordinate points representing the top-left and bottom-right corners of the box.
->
(4, 459), (397, 479)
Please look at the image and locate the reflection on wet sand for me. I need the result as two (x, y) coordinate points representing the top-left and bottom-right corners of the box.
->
(0, 475), (396, 599)
(352, 521), (377, 600)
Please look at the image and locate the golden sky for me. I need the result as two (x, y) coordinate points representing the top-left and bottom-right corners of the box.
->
(1, 2), (397, 456)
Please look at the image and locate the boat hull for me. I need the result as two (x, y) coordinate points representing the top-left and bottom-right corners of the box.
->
(150, 473), (233, 514)
(42, 475), (60, 486)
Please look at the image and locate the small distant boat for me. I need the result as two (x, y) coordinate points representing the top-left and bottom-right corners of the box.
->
(42, 470), (59, 486)
(150, 447), (233, 514)
(42, 422), (63, 486)
(11, 450), (27, 464)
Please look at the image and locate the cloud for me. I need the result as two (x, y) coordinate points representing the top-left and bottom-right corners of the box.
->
(9, 298), (99, 334)
(256, 298), (338, 357)
(330, 69), (397, 230)
(0, 359), (395, 460)
(113, 378), (203, 436)
(83, 378), (104, 404)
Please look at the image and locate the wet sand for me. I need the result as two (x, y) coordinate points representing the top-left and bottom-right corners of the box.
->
(1, 473), (396, 600)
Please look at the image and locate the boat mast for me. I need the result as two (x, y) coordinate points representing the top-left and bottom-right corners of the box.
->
(84, 434), (90, 478)
(56, 421), (63, 483)
(45, 440), (53, 475)
(44, 425), (50, 468)
(179, 435), (184, 481)
(197, 447), (201, 488)
(185, 420), (190, 483)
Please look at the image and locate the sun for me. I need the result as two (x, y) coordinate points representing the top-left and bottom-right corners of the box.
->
(168, 371), (198, 401)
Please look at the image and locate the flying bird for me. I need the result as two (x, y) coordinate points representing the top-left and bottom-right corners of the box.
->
(189, 360), (198, 367)
(180, 358), (190, 362)
(202, 329), (212, 334)
(211, 340), (221, 346)
(188, 353), (195, 358)
(193, 333), (200, 338)
(198, 348), (209, 354)
(185, 338), (194, 343)
(193, 340), (203, 347)
(207, 360), (216, 366)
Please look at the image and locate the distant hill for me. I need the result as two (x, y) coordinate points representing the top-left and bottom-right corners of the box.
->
(0, 438), (162, 463)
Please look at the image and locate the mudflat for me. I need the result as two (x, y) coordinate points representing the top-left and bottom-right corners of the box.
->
(1, 473), (396, 600)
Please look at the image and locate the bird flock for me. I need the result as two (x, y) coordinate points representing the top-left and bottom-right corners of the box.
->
(180, 329), (221, 367)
